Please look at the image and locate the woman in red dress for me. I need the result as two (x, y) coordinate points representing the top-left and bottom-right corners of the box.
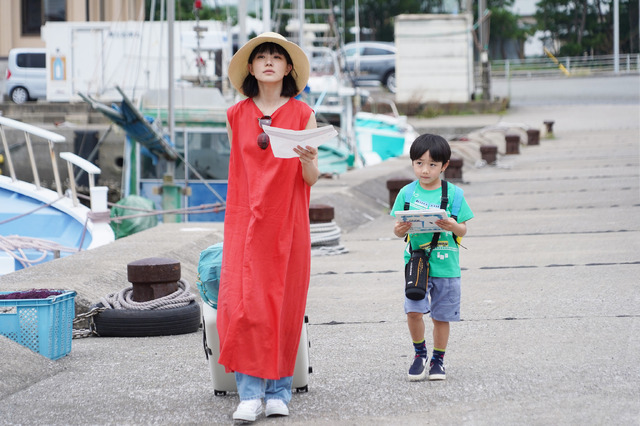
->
(217, 32), (319, 422)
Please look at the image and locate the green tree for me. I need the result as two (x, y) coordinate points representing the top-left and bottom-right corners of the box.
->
(535, 0), (639, 56)
(485, 0), (533, 59)
(357, 0), (422, 41)
(145, 0), (230, 22)
(620, 0), (639, 53)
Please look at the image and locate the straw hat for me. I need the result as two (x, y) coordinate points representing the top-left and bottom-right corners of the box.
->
(228, 32), (310, 97)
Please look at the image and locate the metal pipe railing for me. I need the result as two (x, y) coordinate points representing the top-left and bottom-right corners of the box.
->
(59, 152), (102, 207)
(488, 53), (640, 79)
(0, 116), (66, 190)
(0, 116), (102, 208)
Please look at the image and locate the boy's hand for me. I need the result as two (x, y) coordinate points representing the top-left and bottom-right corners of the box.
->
(435, 217), (457, 232)
(394, 221), (412, 238)
(435, 217), (467, 238)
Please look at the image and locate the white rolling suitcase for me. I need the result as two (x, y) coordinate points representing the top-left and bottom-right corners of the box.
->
(202, 303), (312, 396)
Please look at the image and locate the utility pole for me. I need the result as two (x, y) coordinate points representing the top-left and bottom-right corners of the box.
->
(164, 0), (181, 223)
(262, 0), (271, 32)
(614, 0), (619, 73)
(479, 0), (490, 100)
(298, 0), (304, 47)
(167, 0), (175, 159)
(238, 0), (247, 48)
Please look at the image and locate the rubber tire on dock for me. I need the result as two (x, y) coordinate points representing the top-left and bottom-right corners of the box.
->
(91, 300), (201, 337)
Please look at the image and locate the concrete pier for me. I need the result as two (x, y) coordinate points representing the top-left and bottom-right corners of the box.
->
(0, 103), (638, 425)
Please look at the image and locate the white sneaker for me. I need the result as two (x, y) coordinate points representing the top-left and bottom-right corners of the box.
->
(232, 399), (263, 422)
(265, 399), (289, 417)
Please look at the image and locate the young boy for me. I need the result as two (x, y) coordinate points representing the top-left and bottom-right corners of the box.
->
(390, 134), (474, 381)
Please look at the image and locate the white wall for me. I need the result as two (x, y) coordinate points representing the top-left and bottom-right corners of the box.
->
(394, 14), (474, 104)
(41, 20), (231, 102)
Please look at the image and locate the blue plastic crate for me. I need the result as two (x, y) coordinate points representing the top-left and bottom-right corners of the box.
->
(0, 290), (76, 360)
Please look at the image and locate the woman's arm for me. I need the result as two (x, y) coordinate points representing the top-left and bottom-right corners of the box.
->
(294, 113), (320, 186)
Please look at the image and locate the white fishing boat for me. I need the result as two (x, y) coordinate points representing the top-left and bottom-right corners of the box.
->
(307, 47), (419, 172)
(354, 98), (419, 166)
(0, 116), (115, 275)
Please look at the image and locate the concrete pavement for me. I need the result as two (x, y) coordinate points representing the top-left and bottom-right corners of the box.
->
(0, 102), (639, 425)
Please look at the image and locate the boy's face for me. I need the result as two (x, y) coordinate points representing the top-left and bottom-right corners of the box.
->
(412, 151), (449, 190)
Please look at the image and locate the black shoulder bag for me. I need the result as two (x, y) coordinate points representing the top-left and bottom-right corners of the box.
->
(404, 182), (449, 300)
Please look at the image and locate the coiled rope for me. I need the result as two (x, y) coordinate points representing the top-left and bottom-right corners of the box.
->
(310, 221), (348, 256)
(98, 279), (196, 310)
(0, 235), (79, 269)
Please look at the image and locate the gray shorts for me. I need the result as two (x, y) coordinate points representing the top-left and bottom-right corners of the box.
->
(404, 276), (461, 322)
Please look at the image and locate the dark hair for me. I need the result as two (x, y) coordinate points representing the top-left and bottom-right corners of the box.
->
(409, 134), (451, 164)
(242, 42), (299, 98)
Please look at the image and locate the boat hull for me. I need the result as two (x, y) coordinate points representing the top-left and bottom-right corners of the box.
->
(0, 176), (114, 273)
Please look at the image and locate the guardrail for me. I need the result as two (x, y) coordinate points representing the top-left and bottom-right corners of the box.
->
(0, 115), (102, 208)
(484, 54), (640, 79)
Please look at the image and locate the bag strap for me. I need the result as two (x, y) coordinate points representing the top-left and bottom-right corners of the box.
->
(443, 180), (464, 246)
(403, 180), (418, 210)
(449, 183), (463, 220)
(404, 179), (451, 212)
(404, 180), (449, 256)
(403, 181), (417, 247)
(424, 181), (448, 257)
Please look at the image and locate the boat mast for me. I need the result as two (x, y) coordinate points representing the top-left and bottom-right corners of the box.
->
(262, 0), (271, 31)
(167, 0), (175, 159)
(163, 0), (181, 223)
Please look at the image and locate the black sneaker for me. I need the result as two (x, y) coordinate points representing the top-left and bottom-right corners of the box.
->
(408, 356), (427, 381)
(428, 359), (446, 381)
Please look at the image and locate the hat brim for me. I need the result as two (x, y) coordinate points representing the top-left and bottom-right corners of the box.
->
(228, 32), (310, 97)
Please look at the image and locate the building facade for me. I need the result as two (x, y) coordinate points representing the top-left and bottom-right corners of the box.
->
(0, 0), (145, 57)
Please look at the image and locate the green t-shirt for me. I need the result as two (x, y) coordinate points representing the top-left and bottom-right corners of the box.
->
(390, 181), (474, 277)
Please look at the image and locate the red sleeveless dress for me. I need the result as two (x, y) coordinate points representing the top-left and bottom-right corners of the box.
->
(217, 97), (314, 379)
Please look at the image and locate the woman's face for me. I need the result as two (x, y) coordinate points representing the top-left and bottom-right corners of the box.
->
(248, 47), (293, 85)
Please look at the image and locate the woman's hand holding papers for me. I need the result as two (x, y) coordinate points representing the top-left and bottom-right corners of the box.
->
(294, 145), (317, 165)
(294, 144), (319, 186)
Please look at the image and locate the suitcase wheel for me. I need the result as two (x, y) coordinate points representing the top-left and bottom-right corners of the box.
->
(295, 385), (308, 393)
(214, 390), (227, 396)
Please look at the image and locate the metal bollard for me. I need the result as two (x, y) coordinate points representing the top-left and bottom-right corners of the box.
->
(505, 133), (520, 155)
(526, 128), (540, 145)
(444, 157), (463, 182)
(127, 257), (181, 302)
(386, 177), (413, 207)
(309, 204), (335, 223)
(480, 145), (498, 164)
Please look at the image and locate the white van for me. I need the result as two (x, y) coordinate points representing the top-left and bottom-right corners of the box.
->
(4, 48), (47, 104)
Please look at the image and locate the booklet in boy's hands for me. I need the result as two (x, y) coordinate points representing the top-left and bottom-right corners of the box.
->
(394, 209), (448, 233)
(262, 125), (338, 158)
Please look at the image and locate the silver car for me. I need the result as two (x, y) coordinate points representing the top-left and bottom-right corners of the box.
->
(342, 41), (396, 93)
(4, 48), (47, 104)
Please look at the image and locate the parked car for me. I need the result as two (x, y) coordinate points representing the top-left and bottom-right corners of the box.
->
(341, 41), (396, 93)
(4, 48), (47, 104)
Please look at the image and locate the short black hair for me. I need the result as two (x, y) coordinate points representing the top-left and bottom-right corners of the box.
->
(242, 42), (299, 98)
(409, 133), (451, 164)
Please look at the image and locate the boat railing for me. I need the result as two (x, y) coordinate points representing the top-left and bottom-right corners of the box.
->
(0, 116), (105, 210)
(59, 152), (102, 208)
(362, 96), (401, 118)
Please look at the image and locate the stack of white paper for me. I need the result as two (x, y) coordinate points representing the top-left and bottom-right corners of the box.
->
(262, 125), (338, 158)
(394, 209), (448, 233)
